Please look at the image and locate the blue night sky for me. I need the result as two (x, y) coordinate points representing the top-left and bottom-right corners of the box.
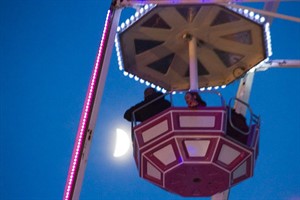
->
(1, 1), (299, 200)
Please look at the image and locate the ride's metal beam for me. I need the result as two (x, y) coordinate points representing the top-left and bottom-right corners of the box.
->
(233, 59), (300, 114)
(234, 72), (255, 115)
(258, 59), (300, 71)
(263, 0), (280, 24)
(116, 0), (296, 7)
(63, 4), (122, 200)
(116, 0), (300, 23)
(188, 35), (199, 91)
(224, 3), (300, 23)
(212, 190), (230, 200)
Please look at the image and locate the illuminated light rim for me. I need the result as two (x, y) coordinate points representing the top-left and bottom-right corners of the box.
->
(116, 4), (272, 91)
(249, 11), (255, 18)
(130, 15), (135, 22)
(238, 8), (243, 14)
(134, 11), (140, 18)
(139, 7), (144, 14)
(114, 35), (123, 71)
(129, 73), (134, 78)
(63, 9), (112, 200)
(264, 22), (272, 57)
(255, 14), (260, 20)
(116, 3), (234, 92)
(197, 85), (227, 91)
(120, 22), (125, 29)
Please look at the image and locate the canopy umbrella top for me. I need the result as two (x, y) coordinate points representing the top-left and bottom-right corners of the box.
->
(116, 4), (271, 91)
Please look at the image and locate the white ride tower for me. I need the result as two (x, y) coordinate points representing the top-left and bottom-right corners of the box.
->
(63, 1), (300, 200)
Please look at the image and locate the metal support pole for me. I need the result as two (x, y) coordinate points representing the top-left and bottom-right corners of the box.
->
(211, 190), (230, 200)
(188, 36), (198, 91)
(63, 5), (122, 200)
(234, 72), (255, 115)
(117, 0), (286, 7)
(263, 0), (280, 24)
(257, 59), (300, 71)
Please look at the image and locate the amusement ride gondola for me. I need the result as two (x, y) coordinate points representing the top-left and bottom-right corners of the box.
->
(63, 1), (300, 200)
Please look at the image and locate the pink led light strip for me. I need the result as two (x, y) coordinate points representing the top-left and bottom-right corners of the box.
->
(63, 9), (112, 200)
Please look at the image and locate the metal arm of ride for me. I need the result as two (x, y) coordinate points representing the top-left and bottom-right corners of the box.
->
(63, 3), (122, 200)
(263, 0), (280, 24)
(234, 58), (300, 115)
(115, 0), (292, 7)
(235, 58), (300, 115)
(258, 59), (300, 71)
(234, 72), (255, 116)
(116, 0), (300, 23)
(211, 190), (230, 200)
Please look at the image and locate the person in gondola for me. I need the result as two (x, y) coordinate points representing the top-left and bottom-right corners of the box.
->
(226, 108), (249, 145)
(124, 87), (171, 122)
(184, 91), (207, 109)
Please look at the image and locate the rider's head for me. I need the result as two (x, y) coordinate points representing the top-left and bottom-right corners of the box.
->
(144, 87), (156, 99)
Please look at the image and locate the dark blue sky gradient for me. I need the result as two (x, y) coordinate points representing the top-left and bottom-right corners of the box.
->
(0, 1), (299, 200)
